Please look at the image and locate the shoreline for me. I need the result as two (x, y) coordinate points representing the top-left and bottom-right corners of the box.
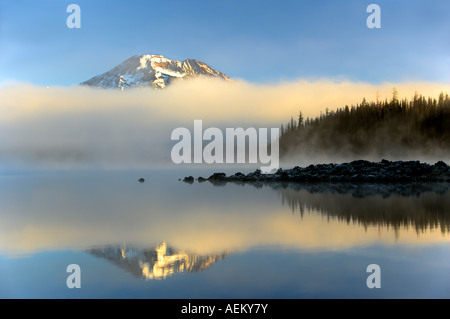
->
(182, 159), (450, 185)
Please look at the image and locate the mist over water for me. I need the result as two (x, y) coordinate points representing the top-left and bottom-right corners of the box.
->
(1, 79), (449, 170)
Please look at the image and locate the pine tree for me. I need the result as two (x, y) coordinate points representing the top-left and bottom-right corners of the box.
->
(298, 111), (304, 127)
(392, 86), (399, 104)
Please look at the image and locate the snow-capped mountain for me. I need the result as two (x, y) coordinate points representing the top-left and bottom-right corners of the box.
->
(88, 242), (229, 280)
(80, 54), (231, 89)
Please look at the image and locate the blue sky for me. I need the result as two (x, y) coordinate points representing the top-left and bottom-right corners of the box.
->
(1, 0), (449, 86)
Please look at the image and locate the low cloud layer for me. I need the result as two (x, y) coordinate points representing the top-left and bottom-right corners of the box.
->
(0, 78), (448, 169)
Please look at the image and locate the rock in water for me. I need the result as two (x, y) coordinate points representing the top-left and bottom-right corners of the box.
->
(183, 176), (194, 184)
(138, 178), (145, 183)
(181, 160), (450, 184)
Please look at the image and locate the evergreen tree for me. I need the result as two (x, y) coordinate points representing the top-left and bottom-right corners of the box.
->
(392, 86), (399, 104)
(298, 111), (304, 127)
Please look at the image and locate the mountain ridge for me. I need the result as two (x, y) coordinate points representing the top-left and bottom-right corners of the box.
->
(80, 54), (231, 89)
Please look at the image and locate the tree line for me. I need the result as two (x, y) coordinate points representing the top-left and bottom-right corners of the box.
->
(279, 89), (450, 158)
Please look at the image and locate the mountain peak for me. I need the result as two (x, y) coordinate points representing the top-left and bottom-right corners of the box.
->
(80, 54), (231, 89)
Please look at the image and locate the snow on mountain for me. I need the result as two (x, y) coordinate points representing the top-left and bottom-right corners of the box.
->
(80, 54), (232, 89)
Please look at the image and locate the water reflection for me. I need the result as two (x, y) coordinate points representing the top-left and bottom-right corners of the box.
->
(277, 184), (450, 235)
(0, 171), (449, 257)
(88, 242), (228, 280)
(202, 179), (450, 234)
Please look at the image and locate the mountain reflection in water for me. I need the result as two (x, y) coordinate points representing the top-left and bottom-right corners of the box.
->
(86, 180), (450, 280)
(1, 171), (449, 257)
(0, 171), (449, 298)
(88, 242), (228, 280)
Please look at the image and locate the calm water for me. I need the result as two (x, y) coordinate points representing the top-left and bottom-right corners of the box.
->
(0, 169), (449, 298)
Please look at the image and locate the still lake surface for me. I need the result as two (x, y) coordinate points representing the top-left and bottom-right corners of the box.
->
(1, 168), (449, 298)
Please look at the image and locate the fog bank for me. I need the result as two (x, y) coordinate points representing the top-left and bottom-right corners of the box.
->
(1, 79), (448, 169)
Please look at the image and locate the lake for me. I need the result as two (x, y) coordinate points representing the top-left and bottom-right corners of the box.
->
(0, 169), (449, 298)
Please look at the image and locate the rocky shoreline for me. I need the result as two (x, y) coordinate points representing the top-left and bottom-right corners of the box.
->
(182, 159), (450, 184)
